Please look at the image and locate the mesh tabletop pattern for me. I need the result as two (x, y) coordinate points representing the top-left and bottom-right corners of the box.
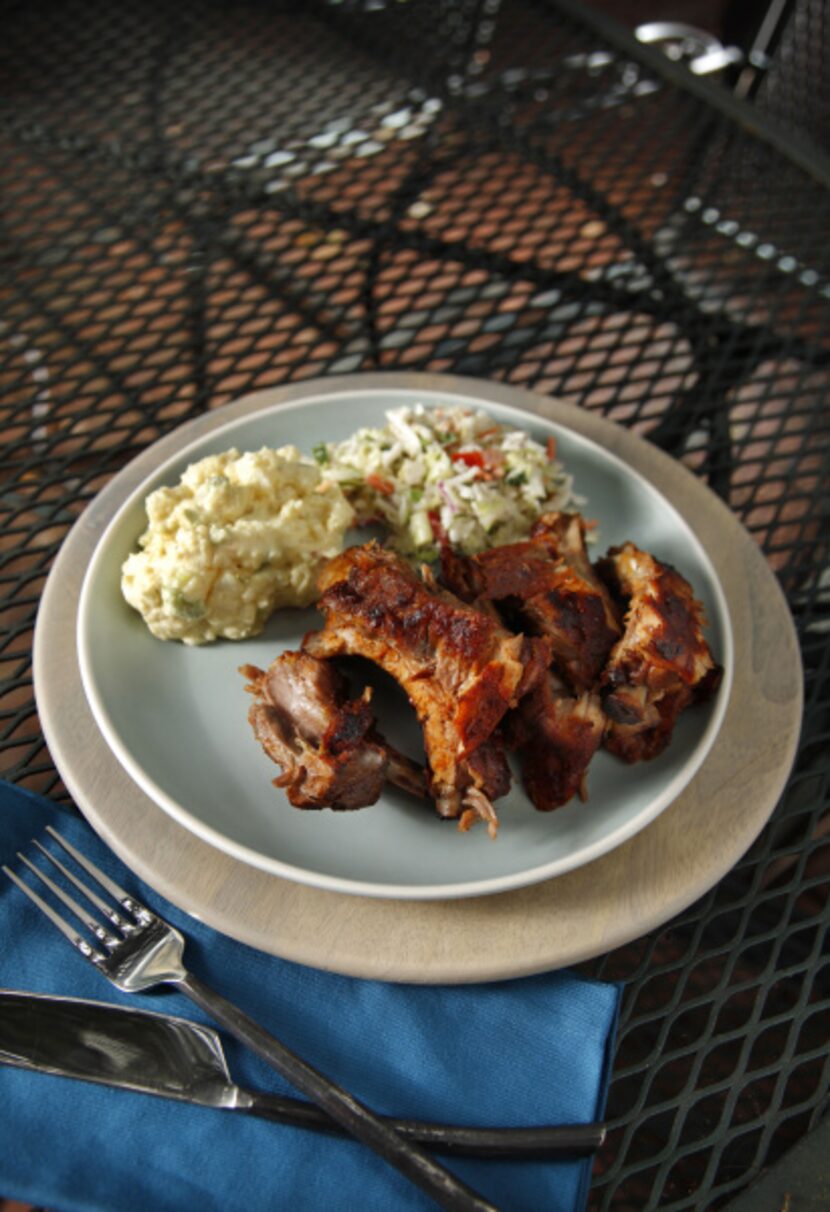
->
(745, 0), (830, 154)
(1, 1), (828, 1208)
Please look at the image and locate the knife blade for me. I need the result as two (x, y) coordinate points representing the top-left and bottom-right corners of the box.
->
(0, 990), (604, 1159)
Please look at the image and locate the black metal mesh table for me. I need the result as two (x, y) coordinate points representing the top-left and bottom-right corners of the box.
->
(2, 2), (828, 1208)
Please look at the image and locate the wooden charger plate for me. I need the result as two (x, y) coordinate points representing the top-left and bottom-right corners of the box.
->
(34, 374), (802, 983)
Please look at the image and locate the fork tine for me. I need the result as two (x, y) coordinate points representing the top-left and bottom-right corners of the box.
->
(45, 827), (149, 921)
(31, 839), (132, 933)
(2, 863), (108, 964)
(14, 852), (119, 949)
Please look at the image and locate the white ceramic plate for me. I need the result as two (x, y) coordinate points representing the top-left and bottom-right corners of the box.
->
(77, 382), (732, 900)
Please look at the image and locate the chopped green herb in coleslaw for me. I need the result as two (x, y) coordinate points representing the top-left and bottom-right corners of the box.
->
(320, 405), (581, 560)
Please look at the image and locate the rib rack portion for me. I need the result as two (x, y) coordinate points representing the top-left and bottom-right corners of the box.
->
(303, 542), (547, 834)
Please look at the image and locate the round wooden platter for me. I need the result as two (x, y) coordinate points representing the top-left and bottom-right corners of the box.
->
(34, 373), (803, 984)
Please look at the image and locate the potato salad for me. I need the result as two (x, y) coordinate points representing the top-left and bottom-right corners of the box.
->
(121, 446), (354, 644)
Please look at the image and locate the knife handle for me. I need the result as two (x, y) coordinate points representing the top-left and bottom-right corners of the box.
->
(241, 1090), (606, 1160)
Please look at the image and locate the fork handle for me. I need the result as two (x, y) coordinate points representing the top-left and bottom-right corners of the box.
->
(244, 1092), (606, 1159)
(176, 973), (499, 1212)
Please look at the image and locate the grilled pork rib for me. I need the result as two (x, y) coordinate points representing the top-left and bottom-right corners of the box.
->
(441, 512), (621, 811)
(303, 542), (547, 835)
(504, 672), (606, 811)
(441, 512), (621, 693)
(528, 512), (623, 687)
(597, 543), (723, 762)
(243, 527), (721, 831)
(241, 651), (426, 810)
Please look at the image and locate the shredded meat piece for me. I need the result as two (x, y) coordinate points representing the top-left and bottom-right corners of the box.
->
(504, 671), (606, 811)
(441, 512), (621, 692)
(302, 542), (546, 836)
(596, 543), (723, 762)
(241, 651), (426, 809)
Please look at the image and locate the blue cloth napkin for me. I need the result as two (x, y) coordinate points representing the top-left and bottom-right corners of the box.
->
(0, 781), (620, 1212)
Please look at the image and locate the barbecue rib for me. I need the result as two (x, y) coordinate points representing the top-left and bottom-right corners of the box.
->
(241, 651), (426, 809)
(597, 543), (723, 762)
(441, 512), (621, 692)
(302, 542), (548, 835)
(440, 512), (622, 810)
(504, 672), (606, 811)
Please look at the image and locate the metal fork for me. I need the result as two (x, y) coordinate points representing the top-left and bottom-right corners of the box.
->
(4, 828), (497, 1212)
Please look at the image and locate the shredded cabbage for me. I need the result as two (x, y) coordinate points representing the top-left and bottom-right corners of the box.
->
(317, 404), (581, 560)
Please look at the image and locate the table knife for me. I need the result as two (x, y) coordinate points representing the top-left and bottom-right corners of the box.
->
(0, 990), (604, 1159)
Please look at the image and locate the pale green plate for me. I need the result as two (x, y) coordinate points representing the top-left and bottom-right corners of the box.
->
(77, 380), (732, 900)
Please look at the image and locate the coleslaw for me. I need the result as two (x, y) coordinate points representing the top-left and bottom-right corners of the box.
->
(315, 404), (581, 560)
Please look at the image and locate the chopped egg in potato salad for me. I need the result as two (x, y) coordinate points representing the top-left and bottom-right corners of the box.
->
(318, 404), (579, 560)
(121, 446), (354, 645)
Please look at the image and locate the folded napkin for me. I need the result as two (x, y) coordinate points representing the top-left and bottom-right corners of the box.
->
(0, 781), (620, 1212)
